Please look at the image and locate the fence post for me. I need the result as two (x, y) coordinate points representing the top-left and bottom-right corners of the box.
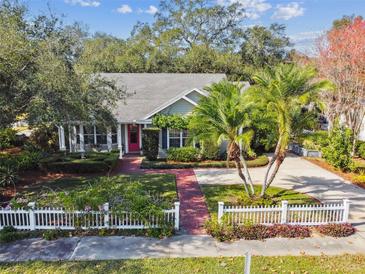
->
(28, 202), (36, 231)
(103, 203), (110, 228)
(244, 251), (252, 274)
(174, 202), (180, 230)
(281, 201), (288, 224)
(218, 202), (224, 224)
(342, 199), (350, 223)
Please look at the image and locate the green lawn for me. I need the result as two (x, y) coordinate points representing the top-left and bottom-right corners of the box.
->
(13, 174), (177, 208)
(201, 184), (318, 213)
(1, 255), (365, 273)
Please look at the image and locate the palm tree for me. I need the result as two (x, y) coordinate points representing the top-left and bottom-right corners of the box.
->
(189, 80), (255, 196)
(250, 64), (330, 197)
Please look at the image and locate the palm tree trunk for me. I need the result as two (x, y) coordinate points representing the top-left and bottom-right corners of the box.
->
(261, 136), (282, 197)
(264, 153), (285, 190)
(240, 154), (254, 195)
(234, 159), (250, 194)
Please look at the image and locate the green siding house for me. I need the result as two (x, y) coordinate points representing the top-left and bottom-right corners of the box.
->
(57, 73), (235, 156)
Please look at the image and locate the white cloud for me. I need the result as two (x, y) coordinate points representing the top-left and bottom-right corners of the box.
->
(218, 0), (271, 20)
(64, 0), (100, 7)
(272, 2), (304, 20)
(145, 5), (158, 15)
(290, 30), (323, 54)
(116, 4), (132, 14)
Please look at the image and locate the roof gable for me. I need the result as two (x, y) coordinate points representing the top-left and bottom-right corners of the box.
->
(99, 73), (226, 123)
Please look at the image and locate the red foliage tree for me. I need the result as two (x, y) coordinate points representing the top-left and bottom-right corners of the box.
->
(316, 17), (365, 152)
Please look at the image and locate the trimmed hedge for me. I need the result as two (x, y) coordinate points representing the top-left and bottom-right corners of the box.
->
(40, 152), (118, 174)
(141, 155), (269, 169)
(142, 128), (160, 160)
(0, 150), (42, 171)
(167, 147), (200, 162)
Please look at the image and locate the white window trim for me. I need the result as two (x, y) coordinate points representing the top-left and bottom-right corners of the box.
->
(167, 129), (188, 149)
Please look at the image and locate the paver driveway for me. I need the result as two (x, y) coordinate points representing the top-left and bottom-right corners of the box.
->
(194, 154), (365, 230)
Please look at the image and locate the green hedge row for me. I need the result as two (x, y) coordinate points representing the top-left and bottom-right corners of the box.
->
(141, 155), (269, 169)
(39, 152), (119, 174)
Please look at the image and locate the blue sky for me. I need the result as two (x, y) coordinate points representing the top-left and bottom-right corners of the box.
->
(26, 0), (365, 53)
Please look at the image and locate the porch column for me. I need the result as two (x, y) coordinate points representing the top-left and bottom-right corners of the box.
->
(79, 124), (85, 152)
(72, 125), (77, 152)
(93, 125), (97, 145)
(107, 127), (112, 151)
(124, 124), (129, 154)
(59, 125), (66, 151)
(139, 124), (143, 155)
(117, 123), (123, 159)
(68, 125), (72, 153)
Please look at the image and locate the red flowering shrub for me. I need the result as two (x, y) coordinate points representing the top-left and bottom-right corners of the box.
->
(268, 224), (312, 238)
(316, 223), (355, 237)
(234, 224), (269, 240)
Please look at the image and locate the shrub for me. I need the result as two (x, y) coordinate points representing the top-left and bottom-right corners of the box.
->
(45, 161), (109, 173)
(356, 141), (365, 160)
(205, 219), (312, 241)
(268, 224), (311, 238)
(200, 140), (220, 160)
(234, 224), (269, 240)
(40, 152), (118, 174)
(322, 126), (353, 171)
(0, 226), (20, 243)
(141, 155), (269, 169)
(0, 166), (18, 189)
(0, 128), (17, 149)
(205, 217), (235, 242)
(0, 150), (42, 171)
(167, 147), (199, 162)
(316, 223), (355, 237)
(302, 139), (320, 150)
(29, 126), (59, 152)
(142, 128), (160, 160)
(42, 229), (66, 240)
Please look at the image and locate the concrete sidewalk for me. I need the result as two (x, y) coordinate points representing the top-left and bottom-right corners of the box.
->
(1, 233), (365, 262)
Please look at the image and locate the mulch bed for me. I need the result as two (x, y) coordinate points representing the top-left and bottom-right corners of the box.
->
(304, 157), (365, 190)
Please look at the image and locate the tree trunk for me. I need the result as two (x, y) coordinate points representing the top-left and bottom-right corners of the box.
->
(229, 142), (252, 196)
(240, 154), (254, 195)
(264, 153), (285, 191)
(261, 136), (282, 197)
(234, 159), (250, 194)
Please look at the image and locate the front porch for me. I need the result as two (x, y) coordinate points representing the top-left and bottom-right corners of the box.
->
(57, 122), (195, 158)
(57, 123), (150, 155)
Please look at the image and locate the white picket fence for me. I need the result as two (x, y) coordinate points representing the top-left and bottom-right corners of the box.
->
(0, 202), (180, 231)
(218, 199), (350, 226)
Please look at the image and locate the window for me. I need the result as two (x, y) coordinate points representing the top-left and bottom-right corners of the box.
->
(182, 129), (189, 146)
(168, 129), (191, 148)
(83, 126), (94, 145)
(168, 129), (181, 148)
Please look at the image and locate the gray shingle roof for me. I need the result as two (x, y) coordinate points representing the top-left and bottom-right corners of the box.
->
(98, 73), (226, 123)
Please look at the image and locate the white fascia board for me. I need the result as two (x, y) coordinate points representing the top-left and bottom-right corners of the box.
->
(143, 88), (207, 120)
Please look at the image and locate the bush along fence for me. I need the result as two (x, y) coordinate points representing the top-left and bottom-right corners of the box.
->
(217, 199), (350, 226)
(0, 202), (180, 231)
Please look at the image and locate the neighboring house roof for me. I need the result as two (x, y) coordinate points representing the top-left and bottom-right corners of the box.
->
(98, 73), (226, 123)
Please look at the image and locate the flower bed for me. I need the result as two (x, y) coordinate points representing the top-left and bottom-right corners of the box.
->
(205, 220), (355, 242)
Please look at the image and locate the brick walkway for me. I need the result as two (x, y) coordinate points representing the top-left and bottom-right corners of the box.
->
(112, 155), (209, 234)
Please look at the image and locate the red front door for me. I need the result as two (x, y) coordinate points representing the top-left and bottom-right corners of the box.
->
(128, 124), (140, 152)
